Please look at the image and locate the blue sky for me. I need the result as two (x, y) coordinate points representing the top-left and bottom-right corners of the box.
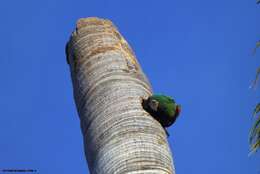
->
(1, 0), (259, 173)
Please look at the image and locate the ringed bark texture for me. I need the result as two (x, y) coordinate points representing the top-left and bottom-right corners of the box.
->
(66, 17), (175, 174)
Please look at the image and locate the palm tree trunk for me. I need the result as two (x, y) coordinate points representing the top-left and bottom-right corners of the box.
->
(66, 17), (175, 174)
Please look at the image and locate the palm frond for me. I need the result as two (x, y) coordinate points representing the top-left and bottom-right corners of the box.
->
(250, 67), (260, 89)
(250, 138), (260, 154)
(249, 115), (260, 144)
(253, 103), (260, 116)
(253, 40), (260, 55)
(250, 125), (260, 143)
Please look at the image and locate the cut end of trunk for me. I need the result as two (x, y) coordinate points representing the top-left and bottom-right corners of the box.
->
(66, 17), (139, 74)
(76, 17), (114, 30)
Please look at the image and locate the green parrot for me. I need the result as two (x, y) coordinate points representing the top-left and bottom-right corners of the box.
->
(142, 94), (181, 136)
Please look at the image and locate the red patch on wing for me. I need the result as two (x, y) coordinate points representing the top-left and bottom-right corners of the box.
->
(176, 105), (181, 115)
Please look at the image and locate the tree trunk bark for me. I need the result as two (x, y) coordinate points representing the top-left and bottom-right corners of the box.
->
(66, 17), (175, 174)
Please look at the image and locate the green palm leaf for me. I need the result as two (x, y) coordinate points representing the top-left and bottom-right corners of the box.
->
(249, 115), (260, 144)
(250, 122), (260, 143)
(249, 125), (260, 154)
(250, 67), (260, 89)
(253, 103), (260, 116)
(250, 138), (260, 154)
(253, 40), (260, 55)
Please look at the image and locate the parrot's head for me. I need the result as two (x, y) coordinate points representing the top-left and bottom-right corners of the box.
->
(143, 95), (181, 116)
(142, 94), (181, 128)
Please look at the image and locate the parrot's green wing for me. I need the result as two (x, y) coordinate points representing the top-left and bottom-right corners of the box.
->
(150, 95), (174, 102)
